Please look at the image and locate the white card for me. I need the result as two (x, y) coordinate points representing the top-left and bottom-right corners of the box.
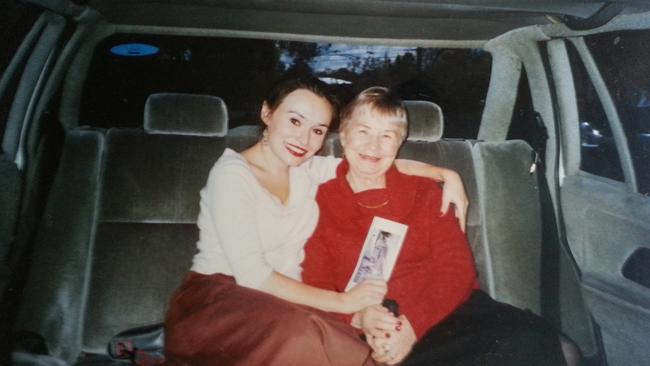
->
(345, 216), (409, 291)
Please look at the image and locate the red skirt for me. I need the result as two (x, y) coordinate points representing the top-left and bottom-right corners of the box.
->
(165, 272), (375, 366)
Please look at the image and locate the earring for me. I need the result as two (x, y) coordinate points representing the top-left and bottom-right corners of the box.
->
(262, 128), (269, 145)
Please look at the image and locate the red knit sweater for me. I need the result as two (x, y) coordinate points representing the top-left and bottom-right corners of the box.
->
(302, 160), (479, 339)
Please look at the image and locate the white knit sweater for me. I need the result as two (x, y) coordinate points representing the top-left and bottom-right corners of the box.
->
(191, 149), (339, 288)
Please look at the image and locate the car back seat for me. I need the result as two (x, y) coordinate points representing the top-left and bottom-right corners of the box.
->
(226, 124), (262, 152)
(402, 101), (543, 314)
(14, 93), (229, 365)
(14, 95), (545, 365)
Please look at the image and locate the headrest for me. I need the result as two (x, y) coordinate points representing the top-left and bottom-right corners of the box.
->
(144, 93), (228, 136)
(404, 100), (444, 142)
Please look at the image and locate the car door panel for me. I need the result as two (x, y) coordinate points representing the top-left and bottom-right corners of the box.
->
(562, 174), (650, 365)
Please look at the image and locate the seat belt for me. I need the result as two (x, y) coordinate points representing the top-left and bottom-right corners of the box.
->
(108, 323), (165, 366)
(526, 111), (562, 328)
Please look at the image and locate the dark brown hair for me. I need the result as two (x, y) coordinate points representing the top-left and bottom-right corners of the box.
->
(264, 76), (340, 119)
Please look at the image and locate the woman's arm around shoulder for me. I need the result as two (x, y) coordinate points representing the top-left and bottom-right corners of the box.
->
(207, 157), (386, 314)
(394, 159), (468, 232)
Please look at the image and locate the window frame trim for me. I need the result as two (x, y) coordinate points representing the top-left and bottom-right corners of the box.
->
(1, 12), (66, 167)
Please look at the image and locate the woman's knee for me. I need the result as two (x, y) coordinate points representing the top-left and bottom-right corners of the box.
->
(275, 308), (325, 341)
(271, 311), (371, 365)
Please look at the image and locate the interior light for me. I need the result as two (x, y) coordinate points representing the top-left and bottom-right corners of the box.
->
(110, 43), (159, 57)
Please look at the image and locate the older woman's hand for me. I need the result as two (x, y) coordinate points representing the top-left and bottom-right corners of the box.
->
(341, 280), (388, 313)
(352, 304), (400, 338)
(440, 169), (469, 232)
(368, 315), (416, 365)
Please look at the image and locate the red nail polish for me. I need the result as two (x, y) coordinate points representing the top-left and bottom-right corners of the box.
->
(385, 332), (390, 338)
(395, 325), (402, 331)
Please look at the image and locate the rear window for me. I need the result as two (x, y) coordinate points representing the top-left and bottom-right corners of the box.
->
(81, 34), (491, 138)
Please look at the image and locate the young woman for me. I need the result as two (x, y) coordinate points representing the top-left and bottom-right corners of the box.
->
(164, 77), (469, 366)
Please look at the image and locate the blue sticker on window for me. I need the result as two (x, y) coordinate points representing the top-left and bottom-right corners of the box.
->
(110, 43), (159, 57)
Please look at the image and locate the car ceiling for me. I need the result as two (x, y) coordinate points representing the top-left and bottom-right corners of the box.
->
(27, 0), (650, 40)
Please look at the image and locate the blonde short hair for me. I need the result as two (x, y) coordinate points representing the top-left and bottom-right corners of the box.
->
(339, 87), (408, 140)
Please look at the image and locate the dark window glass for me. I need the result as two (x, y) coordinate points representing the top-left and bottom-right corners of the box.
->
(81, 34), (491, 137)
(0, 2), (41, 144)
(586, 30), (650, 194)
(0, 2), (40, 75)
(566, 41), (624, 182)
(507, 67), (538, 145)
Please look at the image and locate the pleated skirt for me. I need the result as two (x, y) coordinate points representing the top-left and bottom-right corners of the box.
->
(164, 272), (375, 366)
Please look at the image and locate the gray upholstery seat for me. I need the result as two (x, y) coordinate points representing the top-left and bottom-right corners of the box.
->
(401, 100), (543, 313)
(226, 124), (262, 152)
(14, 93), (229, 365)
(14, 95), (545, 365)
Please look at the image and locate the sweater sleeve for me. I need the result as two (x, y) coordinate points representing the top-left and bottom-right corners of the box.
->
(205, 162), (274, 288)
(304, 155), (342, 183)
(396, 194), (477, 339)
(302, 190), (354, 324)
(302, 228), (336, 291)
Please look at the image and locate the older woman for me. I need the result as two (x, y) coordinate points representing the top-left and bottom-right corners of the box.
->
(302, 87), (574, 366)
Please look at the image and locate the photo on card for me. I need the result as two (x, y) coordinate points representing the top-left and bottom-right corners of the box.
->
(345, 217), (408, 291)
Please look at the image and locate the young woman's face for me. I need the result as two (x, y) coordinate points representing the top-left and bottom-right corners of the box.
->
(261, 89), (333, 167)
(340, 106), (403, 181)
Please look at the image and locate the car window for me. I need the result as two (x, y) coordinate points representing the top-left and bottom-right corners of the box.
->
(507, 66), (539, 145)
(566, 41), (624, 182)
(80, 34), (491, 138)
(586, 30), (650, 194)
(0, 2), (41, 145)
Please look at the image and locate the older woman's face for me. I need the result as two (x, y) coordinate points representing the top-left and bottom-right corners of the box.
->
(340, 106), (404, 181)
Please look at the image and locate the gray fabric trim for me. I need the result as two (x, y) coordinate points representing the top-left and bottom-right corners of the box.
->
(100, 128), (226, 222)
(404, 100), (443, 142)
(472, 140), (542, 313)
(144, 93), (228, 137)
(0, 14), (46, 124)
(227, 125), (261, 152)
(107, 5), (523, 42)
(478, 49), (521, 141)
(541, 9), (650, 38)
(582, 273), (650, 365)
(27, 9), (105, 158)
(562, 163), (650, 361)
(547, 39), (581, 178)
(115, 24), (486, 48)
(320, 131), (343, 157)
(82, 223), (196, 353)
(480, 25), (552, 142)
(2, 13), (66, 163)
(16, 129), (106, 363)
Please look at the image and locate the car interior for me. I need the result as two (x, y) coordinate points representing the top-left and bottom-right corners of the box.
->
(1, 1), (649, 365)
